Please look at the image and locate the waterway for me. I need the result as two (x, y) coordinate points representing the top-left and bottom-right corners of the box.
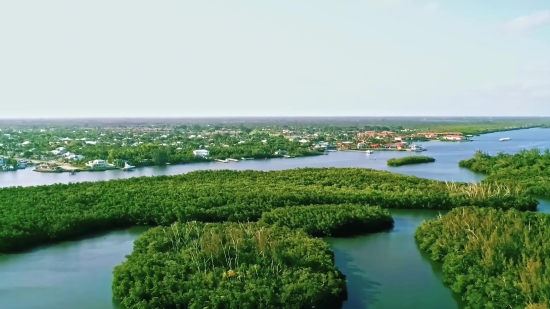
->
(0, 128), (549, 309)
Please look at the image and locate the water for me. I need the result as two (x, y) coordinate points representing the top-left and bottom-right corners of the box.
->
(0, 128), (549, 309)
(328, 210), (465, 309)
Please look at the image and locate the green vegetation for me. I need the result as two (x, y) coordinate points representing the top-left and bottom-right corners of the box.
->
(459, 148), (550, 196)
(0, 168), (536, 254)
(259, 204), (394, 237)
(387, 155), (435, 166)
(112, 222), (347, 309)
(415, 207), (550, 309)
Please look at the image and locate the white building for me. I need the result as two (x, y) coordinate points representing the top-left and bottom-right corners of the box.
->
(443, 135), (464, 141)
(63, 152), (85, 161)
(51, 147), (67, 155)
(86, 159), (107, 168)
(193, 149), (210, 157)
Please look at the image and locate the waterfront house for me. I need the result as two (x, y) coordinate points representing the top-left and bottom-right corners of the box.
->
(63, 152), (85, 161)
(193, 149), (210, 157)
(86, 159), (107, 168)
(51, 147), (67, 155)
(443, 135), (464, 141)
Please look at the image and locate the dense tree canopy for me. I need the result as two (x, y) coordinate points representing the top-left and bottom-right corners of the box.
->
(0, 168), (535, 254)
(415, 207), (550, 309)
(113, 222), (348, 309)
(260, 204), (393, 237)
(387, 155), (436, 166)
(459, 148), (550, 196)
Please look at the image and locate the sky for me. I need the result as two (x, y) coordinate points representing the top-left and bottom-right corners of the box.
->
(1, 0), (549, 118)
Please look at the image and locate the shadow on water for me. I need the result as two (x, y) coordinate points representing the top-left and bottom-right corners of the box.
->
(416, 240), (467, 309)
(331, 246), (383, 308)
(2, 225), (150, 256)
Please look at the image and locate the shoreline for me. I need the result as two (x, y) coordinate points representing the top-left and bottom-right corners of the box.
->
(11, 126), (550, 174)
(470, 125), (545, 136)
(30, 152), (326, 173)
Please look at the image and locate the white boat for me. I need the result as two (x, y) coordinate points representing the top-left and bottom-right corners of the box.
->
(409, 144), (425, 152)
(499, 137), (511, 141)
(215, 159), (228, 163)
(365, 150), (373, 154)
(122, 162), (135, 171)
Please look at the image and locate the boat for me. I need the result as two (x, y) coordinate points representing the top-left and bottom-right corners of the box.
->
(365, 150), (373, 154)
(227, 158), (239, 162)
(283, 155), (295, 158)
(499, 137), (511, 141)
(409, 144), (426, 152)
(122, 162), (135, 171)
(215, 159), (228, 163)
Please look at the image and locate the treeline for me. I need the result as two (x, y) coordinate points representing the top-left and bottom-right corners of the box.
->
(415, 207), (550, 309)
(387, 155), (435, 166)
(113, 222), (348, 309)
(459, 148), (550, 196)
(0, 168), (537, 253)
(260, 204), (393, 237)
(71, 139), (322, 167)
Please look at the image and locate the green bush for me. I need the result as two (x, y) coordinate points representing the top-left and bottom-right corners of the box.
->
(112, 222), (347, 309)
(415, 207), (550, 309)
(260, 204), (393, 237)
(387, 155), (435, 166)
(459, 148), (550, 196)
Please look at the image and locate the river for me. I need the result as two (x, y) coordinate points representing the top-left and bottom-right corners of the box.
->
(0, 128), (549, 309)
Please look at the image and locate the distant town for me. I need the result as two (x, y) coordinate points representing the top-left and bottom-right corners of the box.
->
(0, 119), (543, 172)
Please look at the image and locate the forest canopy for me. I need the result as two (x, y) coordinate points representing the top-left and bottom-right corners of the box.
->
(259, 204), (393, 237)
(459, 148), (550, 196)
(415, 207), (550, 309)
(0, 168), (536, 254)
(112, 222), (348, 309)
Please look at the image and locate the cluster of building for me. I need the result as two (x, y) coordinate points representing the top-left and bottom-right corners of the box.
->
(415, 132), (466, 141)
(0, 156), (27, 171)
(51, 147), (85, 161)
(357, 130), (466, 141)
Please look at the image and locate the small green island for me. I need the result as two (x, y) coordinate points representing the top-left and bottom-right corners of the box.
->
(387, 155), (436, 166)
(113, 221), (349, 309)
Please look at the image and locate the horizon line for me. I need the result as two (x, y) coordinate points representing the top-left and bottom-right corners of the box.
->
(1, 116), (549, 120)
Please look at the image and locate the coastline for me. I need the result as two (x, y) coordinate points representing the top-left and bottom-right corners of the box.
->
(31, 151), (325, 173)
(469, 125), (545, 136)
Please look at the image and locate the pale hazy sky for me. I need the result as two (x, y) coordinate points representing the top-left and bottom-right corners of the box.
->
(1, 0), (549, 118)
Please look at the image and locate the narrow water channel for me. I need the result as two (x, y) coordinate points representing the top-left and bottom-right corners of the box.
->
(328, 210), (466, 309)
(0, 128), (549, 309)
